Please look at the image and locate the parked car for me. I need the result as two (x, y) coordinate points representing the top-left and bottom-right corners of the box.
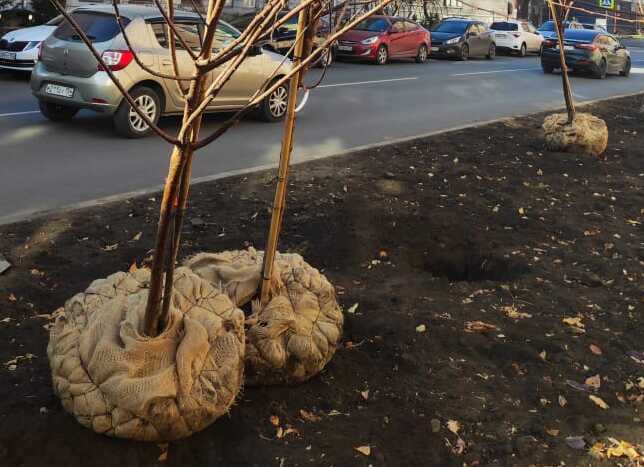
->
(430, 17), (495, 60)
(581, 23), (608, 32)
(537, 20), (583, 40)
(0, 8), (44, 36)
(335, 15), (430, 65)
(229, 10), (335, 67)
(540, 28), (630, 79)
(489, 19), (543, 56)
(0, 15), (62, 72)
(31, 5), (293, 138)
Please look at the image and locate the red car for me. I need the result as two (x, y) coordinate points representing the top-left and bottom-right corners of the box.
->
(336, 15), (430, 65)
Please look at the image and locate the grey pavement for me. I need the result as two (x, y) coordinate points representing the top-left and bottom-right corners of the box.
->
(1, 51), (644, 223)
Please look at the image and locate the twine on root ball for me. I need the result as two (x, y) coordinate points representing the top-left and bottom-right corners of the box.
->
(185, 248), (344, 386)
(47, 267), (245, 441)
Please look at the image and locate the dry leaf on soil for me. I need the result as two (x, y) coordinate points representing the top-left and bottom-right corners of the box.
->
(546, 429), (560, 437)
(558, 395), (568, 407)
(360, 390), (370, 401)
(269, 415), (280, 426)
(464, 321), (498, 333)
(299, 409), (321, 422)
(562, 316), (585, 332)
(416, 324), (427, 333)
(354, 446), (371, 456)
(589, 344), (603, 355)
(447, 420), (460, 435)
(347, 303), (359, 314)
(589, 395), (609, 409)
(585, 374), (601, 389)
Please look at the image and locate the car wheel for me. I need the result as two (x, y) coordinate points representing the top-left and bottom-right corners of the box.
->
(114, 86), (161, 138)
(486, 43), (496, 59)
(257, 81), (289, 122)
(375, 45), (388, 65)
(620, 58), (631, 77)
(542, 63), (554, 74)
(39, 101), (78, 122)
(415, 44), (428, 63)
(519, 43), (526, 57)
(459, 44), (469, 61)
(593, 58), (607, 79)
(538, 44), (543, 56)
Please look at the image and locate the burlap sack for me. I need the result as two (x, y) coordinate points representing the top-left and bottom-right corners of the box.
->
(47, 267), (245, 441)
(185, 248), (343, 386)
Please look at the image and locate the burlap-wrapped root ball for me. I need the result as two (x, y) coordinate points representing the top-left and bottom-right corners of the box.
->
(47, 267), (245, 441)
(184, 248), (343, 386)
(543, 112), (608, 157)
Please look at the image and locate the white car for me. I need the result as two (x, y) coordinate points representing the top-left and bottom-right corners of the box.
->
(0, 16), (62, 72)
(489, 20), (543, 57)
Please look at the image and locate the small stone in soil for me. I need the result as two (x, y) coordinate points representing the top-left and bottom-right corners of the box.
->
(190, 218), (205, 227)
(430, 418), (441, 433)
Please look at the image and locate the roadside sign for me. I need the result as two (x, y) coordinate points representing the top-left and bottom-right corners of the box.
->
(597, 0), (615, 10)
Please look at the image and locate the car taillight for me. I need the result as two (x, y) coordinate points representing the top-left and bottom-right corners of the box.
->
(98, 50), (134, 71)
(575, 43), (597, 51)
(543, 40), (556, 48)
(512, 32), (521, 37)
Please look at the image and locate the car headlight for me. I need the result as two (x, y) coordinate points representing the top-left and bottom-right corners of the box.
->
(24, 41), (41, 51)
(445, 37), (460, 45)
(361, 36), (379, 45)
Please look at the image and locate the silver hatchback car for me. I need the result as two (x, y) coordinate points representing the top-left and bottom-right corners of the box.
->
(31, 5), (293, 137)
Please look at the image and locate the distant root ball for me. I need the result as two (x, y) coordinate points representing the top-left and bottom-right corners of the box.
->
(185, 248), (344, 386)
(47, 267), (245, 441)
(543, 112), (608, 157)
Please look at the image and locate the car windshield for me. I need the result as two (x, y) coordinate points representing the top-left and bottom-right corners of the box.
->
(46, 15), (64, 26)
(538, 21), (555, 31)
(353, 18), (389, 32)
(490, 22), (518, 31)
(431, 21), (468, 34)
(53, 12), (128, 42)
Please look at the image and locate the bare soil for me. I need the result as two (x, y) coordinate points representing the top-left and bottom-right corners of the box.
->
(0, 95), (642, 467)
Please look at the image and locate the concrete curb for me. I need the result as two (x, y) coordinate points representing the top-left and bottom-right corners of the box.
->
(1, 90), (642, 227)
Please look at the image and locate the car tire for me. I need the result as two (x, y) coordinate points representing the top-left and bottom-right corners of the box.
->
(39, 100), (79, 122)
(519, 43), (526, 57)
(459, 44), (469, 61)
(375, 45), (388, 65)
(486, 43), (496, 60)
(114, 86), (161, 138)
(257, 81), (289, 122)
(620, 58), (631, 77)
(593, 58), (607, 79)
(542, 63), (554, 74)
(415, 44), (428, 63)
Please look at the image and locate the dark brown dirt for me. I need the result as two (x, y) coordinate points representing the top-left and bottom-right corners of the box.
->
(0, 95), (642, 467)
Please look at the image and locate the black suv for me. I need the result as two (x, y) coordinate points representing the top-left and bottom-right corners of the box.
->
(430, 17), (495, 60)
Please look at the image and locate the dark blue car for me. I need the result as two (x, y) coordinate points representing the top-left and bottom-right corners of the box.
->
(540, 29), (630, 79)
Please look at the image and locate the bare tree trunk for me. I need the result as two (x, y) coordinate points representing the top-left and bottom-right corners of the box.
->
(547, 0), (575, 124)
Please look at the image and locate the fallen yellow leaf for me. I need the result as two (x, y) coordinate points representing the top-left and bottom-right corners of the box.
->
(269, 415), (280, 426)
(589, 344), (602, 355)
(546, 429), (560, 437)
(354, 445), (371, 456)
(299, 409), (321, 422)
(585, 374), (601, 389)
(447, 419), (460, 434)
(558, 395), (567, 407)
(589, 395), (609, 410)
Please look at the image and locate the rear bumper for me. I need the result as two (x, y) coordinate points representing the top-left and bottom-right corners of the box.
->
(541, 49), (598, 70)
(493, 35), (522, 51)
(30, 62), (127, 114)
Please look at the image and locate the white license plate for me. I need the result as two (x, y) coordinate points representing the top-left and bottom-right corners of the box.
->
(557, 45), (574, 51)
(496, 34), (506, 38)
(0, 51), (16, 60)
(337, 45), (352, 51)
(45, 83), (74, 98)
(431, 46), (439, 51)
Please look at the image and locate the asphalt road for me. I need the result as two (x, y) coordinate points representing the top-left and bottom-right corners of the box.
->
(2, 50), (644, 223)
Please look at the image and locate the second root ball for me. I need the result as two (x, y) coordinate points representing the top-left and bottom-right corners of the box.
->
(185, 248), (344, 386)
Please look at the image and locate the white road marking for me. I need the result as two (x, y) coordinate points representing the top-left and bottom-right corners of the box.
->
(0, 110), (40, 118)
(451, 67), (540, 76)
(630, 67), (644, 74)
(317, 76), (418, 88)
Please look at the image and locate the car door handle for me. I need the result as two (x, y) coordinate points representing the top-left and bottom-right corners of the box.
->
(161, 59), (173, 66)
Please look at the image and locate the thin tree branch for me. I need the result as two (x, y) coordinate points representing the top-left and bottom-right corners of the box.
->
(112, 0), (196, 81)
(194, 0), (396, 149)
(151, 0), (199, 61)
(48, 0), (179, 145)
